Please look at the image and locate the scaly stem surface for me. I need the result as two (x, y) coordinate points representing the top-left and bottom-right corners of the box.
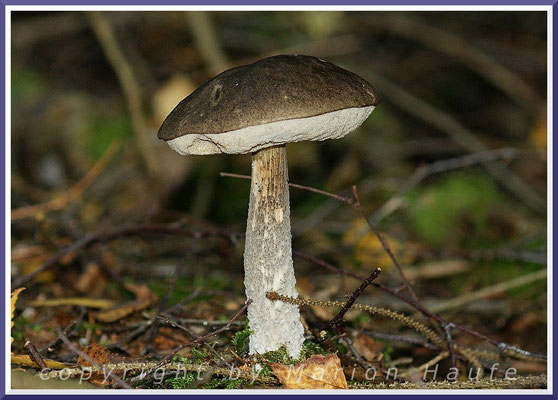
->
(244, 145), (304, 357)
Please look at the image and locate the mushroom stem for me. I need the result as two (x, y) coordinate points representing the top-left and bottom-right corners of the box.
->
(244, 144), (305, 358)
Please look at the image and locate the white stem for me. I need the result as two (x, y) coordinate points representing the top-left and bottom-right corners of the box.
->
(243, 145), (305, 358)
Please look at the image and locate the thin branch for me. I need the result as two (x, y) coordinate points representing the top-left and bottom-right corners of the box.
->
(360, 68), (546, 212)
(323, 268), (382, 331)
(372, 147), (529, 224)
(143, 259), (185, 356)
(220, 172), (418, 302)
(24, 340), (49, 372)
(153, 300), (251, 370)
(219, 172), (354, 204)
(429, 268), (547, 314)
(86, 11), (157, 177)
(167, 288), (202, 316)
(351, 185), (420, 304)
(443, 323), (457, 371)
(11, 140), (120, 220)
(363, 14), (542, 112)
(39, 306), (87, 355)
(13, 222), (239, 287)
(293, 249), (546, 360)
(57, 329), (131, 389)
(184, 11), (231, 75)
(155, 314), (232, 368)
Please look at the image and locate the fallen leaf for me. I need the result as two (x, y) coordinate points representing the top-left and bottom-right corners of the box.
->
(528, 111), (547, 150)
(10, 288), (70, 370)
(76, 262), (106, 294)
(19, 260), (55, 283)
(352, 333), (384, 363)
(11, 354), (68, 370)
(29, 297), (116, 309)
(270, 354), (348, 389)
(405, 259), (470, 281)
(342, 218), (414, 269)
(11, 288), (25, 346)
(93, 283), (157, 323)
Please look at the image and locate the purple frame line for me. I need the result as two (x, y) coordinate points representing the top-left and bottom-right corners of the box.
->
(0, 0), (557, 5)
(1, 1), (555, 399)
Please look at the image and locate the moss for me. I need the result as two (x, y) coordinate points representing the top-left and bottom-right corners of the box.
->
(165, 372), (198, 389)
(202, 377), (248, 389)
(256, 363), (274, 377)
(258, 346), (296, 364)
(382, 342), (394, 364)
(407, 172), (502, 247)
(191, 347), (210, 364)
(232, 323), (253, 355)
(300, 341), (328, 359)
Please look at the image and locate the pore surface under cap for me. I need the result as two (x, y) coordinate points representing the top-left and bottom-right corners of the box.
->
(157, 54), (379, 145)
(167, 106), (374, 155)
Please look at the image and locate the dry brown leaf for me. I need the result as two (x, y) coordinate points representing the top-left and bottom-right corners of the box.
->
(76, 262), (106, 294)
(11, 354), (68, 370)
(124, 283), (157, 303)
(19, 260), (55, 283)
(29, 297), (116, 309)
(93, 283), (157, 323)
(270, 354), (348, 389)
(352, 334), (384, 363)
(11, 288), (25, 346)
(10, 288), (70, 370)
(528, 111), (547, 150)
(342, 218), (414, 269)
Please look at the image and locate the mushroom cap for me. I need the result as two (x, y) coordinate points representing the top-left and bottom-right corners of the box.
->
(158, 54), (379, 155)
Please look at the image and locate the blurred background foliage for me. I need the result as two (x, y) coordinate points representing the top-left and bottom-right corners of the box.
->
(10, 10), (547, 361)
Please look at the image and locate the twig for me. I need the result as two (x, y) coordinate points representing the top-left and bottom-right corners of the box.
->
(268, 292), (444, 348)
(324, 268), (382, 331)
(40, 306), (87, 355)
(416, 351), (450, 374)
(13, 222), (239, 287)
(372, 147), (527, 224)
(293, 250), (546, 361)
(160, 316), (246, 327)
(351, 186), (420, 304)
(167, 288), (201, 316)
(338, 327), (375, 372)
(11, 140), (120, 220)
(24, 340), (49, 371)
(57, 329), (131, 389)
(86, 11), (157, 177)
(361, 68), (546, 212)
(363, 14), (542, 112)
(155, 314), (232, 368)
(220, 172), (546, 361)
(293, 250), (364, 280)
(143, 259), (184, 355)
(443, 323), (457, 371)
(184, 11), (230, 76)
(107, 321), (152, 350)
(87, 245), (127, 289)
(352, 375), (547, 389)
(13, 229), (103, 288)
(154, 300), (251, 370)
(359, 330), (440, 351)
(219, 172), (354, 205)
(221, 172), (418, 303)
(429, 268), (547, 314)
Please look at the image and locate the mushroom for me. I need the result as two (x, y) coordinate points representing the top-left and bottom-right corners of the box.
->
(158, 54), (379, 358)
